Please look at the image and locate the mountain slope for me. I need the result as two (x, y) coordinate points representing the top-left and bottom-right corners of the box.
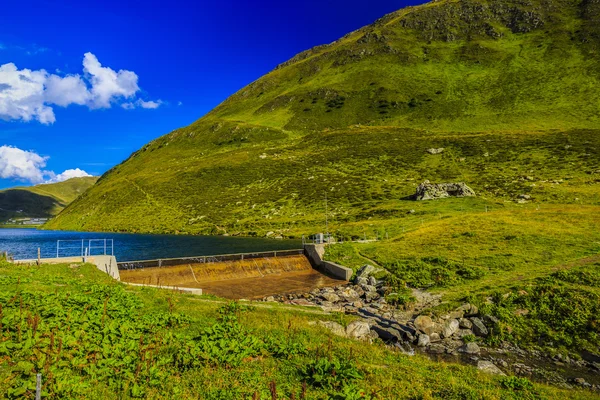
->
(46, 0), (600, 235)
(0, 177), (98, 223)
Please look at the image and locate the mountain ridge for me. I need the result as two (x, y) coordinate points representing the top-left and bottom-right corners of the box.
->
(46, 0), (600, 235)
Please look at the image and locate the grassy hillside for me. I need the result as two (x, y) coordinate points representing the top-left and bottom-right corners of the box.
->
(0, 177), (98, 223)
(0, 258), (595, 399)
(46, 0), (600, 235)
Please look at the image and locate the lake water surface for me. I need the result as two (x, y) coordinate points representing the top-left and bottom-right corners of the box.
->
(0, 229), (302, 261)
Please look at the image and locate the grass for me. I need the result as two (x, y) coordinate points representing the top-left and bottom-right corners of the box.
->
(38, 0), (600, 374)
(324, 205), (600, 353)
(45, 0), (600, 236)
(0, 258), (597, 399)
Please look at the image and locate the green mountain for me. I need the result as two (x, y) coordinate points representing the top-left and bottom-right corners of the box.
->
(46, 0), (600, 236)
(0, 177), (98, 223)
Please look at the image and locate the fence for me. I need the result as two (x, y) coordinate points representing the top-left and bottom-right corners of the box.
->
(117, 249), (304, 270)
(56, 239), (114, 258)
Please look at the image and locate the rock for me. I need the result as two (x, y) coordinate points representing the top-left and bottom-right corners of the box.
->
(371, 325), (403, 342)
(430, 333), (441, 342)
(356, 265), (376, 280)
(574, 378), (586, 385)
(442, 319), (460, 338)
(448, 311), (464, 319)
(407, 209), (416, 214)
(364, 291), (380, 302)
(459, 342), (481, 354)
(361, 284), (377, 293)
(455, 329), (474, 339)
(265, 296), (276, 302)
(291, 299), (314, 306)
(346, 320), (371, 340)
(321, 292), (341, 303)
(471, 318), (489, 337)
(318, 321), (346, 337)
(417, 334), (430, 347)
(414, 180), (476, 201)
(427, 148), (445, 155)
(355, 277), (369, 286)
(339, 288), (360, 302)
(368, 276), (378, 286)
(484, 314), (500, 325)
(477, 361), (506, 375)
(518, 194), (531, 200)
(414, 315), (435, 334)
(458, 303), (478, 316)
(459, 318), (473, 329)
(427, 344), (446, 354)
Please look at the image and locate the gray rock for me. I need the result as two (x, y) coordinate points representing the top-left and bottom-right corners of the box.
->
(430, 333), (441, 342)
(414, 315), (435, 335)
(427, 148), (445, 155)
(459, 342), (481, 354)
(354, 277), (369, 286)
(356, 264), (376, 280)
(361, 284), (377, 293)
(371, 325), (403, 342)
(455, 329), (474, 339)
(368, 276), (378, 286)
(484, 314), (500, 325)
(364, 291), (380, 302)
(321, 292), (341, 303)
(415, 180), (476, 201)
(346, 320), (371, 340)
(339, 287), (360, 302)
(459, 318), (473, 329)
(427, 344), (446, 354)
(471, 318), (489, 337)
(442, 319), (460, 338)
(477, 361), (505, 375)
(318, 321), (346, 337)
(417, 334), (430, 347)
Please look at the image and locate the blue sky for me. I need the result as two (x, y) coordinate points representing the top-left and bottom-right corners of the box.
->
(0, 0), (423, 189)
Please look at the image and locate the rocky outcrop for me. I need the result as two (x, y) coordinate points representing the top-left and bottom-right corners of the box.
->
(414, 180), (476, 201)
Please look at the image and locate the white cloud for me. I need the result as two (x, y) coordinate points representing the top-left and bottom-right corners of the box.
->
(0, 52), (160, 124)
(0, 145), (91, 184)
(82, 52), (139, 108)
(47, 168), (92, 183)
(0, 145), (49, 183)
(121, 98), (163, 110)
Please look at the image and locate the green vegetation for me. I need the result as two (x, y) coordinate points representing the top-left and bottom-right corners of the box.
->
(0, 259), (595, 399)
(46, 0), (600, 236)
(40, 0), (600, 379)
(0, 177), (97, 223)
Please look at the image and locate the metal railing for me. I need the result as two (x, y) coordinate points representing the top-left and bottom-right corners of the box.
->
(56, 239), (114, 258)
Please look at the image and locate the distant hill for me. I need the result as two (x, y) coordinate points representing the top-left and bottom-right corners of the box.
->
(0, 177), (98, 223)
(46, 0), (600, 235)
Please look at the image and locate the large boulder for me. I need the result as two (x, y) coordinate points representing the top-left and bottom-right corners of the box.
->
(414, 315), (439, 336)
(459, 342), (481, 354)
(346, 320), (371, 340)
(415, 180), (476, 201)
(471, 318), (489, 337)
(318, 321), (346, 337)
(442, 319), (460, 338)
(417, 334), (430, 347)
(321, 292), (341, 303)
(477, 361), (506, 375)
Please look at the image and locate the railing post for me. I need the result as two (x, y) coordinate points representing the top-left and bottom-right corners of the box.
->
(104, 239), (107, 255)
(56, 240), (59, 258)
(81, 239), (84, 257)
